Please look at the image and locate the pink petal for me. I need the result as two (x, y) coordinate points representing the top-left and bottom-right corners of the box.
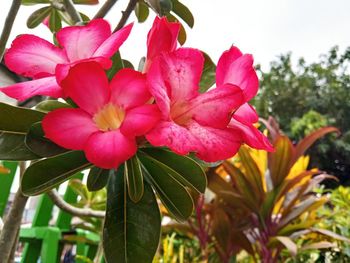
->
(55, 56), (112, 85)
(4, 34), (67, 78)
(110, 68), (151, 110)
(216, 46), (259, 101)
(0, 76), (62, 101)
(234, 103), (259, 123)
(147, 48), (204, 116)
(61, 62), (109, 115)
(187, 121), (242, 162)
(57, 19), (111, 62)
(42, 108), (98, 150)
(189, 83), (244, 128)
(229, 117), (274, 151)
(85, 130), (137, 169)
(146, 121), (199, 155)
(93, 23), (133, 58)
(144, 17), (180, 71)
(120, 104), (161, 137)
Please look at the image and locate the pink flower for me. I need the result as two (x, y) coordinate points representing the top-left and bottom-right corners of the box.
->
(1, 19), (133, 101)
(217, 46), (273, 151)
(146, 48), (246, 162)
(42, 62), (161, 169)
(143, 16), (180, 72)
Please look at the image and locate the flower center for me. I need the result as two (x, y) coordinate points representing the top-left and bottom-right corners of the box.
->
(93, 103), (125, 131)
(170, 101), (193, 126)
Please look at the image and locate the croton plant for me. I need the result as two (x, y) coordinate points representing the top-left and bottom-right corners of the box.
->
(0, 6), (273, 262)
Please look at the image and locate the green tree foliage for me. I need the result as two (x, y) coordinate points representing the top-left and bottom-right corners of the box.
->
(254, 46), (350, 184)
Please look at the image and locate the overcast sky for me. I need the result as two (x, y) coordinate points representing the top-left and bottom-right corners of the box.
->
(1, 0), (350, 70)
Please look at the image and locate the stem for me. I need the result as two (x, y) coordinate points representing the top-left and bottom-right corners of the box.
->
(93, 0), (119, 19)
(113, 0), (138, 32)
(8, 229), (19, 263)
(0, 0), (21, 62)
(47, 189), (105, 218)
(63, 0), (83, 24)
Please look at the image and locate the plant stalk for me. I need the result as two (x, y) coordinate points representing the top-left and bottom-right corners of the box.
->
(63, 0), (83, 24)
(0, 0), (21, 62)
(113, 0), (138, 32)
(93, 0), (119, 19)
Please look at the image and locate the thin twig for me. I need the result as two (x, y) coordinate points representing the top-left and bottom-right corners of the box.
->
(47, 189), (105, 218)
(93, 0), (119, 19)
(0, 0), (21, 62)
(63, 0), (83, 24)
(113, 0), (138, 32)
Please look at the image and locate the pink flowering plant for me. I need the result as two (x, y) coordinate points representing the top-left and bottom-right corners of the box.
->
(0, 1), (273, 262)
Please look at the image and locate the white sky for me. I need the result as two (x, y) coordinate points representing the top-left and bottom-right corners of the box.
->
(1, 0), (350, 70)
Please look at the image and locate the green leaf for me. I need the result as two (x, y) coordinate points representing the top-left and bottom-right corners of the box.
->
(135, 1), (149, 23)
(35, 100), (72, 112)
(199, 52), (216, 93)
(103, 167), (161, 263)
(0, 102), (45, 132)
(87, 167), (111, 192)
(122, 60), (134, 69)
(0, 103), (45, 160)
(73, 0), (98, 5)
(171, 0), (194, 28)
(160, 0), (173, 14)
(27, 6), (52, 29)
(22, 151), (91, 196)
(25, 122), (68, 157)
(166, 14), (186, 45)
(139, 152), (194, 221)
(141, 148), (206, 193)
(49, 8), (62, 33)
(79, 12), (91, 22)
(125, 156), (144, 203)
(21, 0), (50, 6)
(106, 52), (124, 80)
(0, 133), (39, 160)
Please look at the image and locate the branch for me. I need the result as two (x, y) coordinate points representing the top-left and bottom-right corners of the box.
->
(113, 0), (138, 32)
(63, 0), (83, 24)
(93, 0), (119, 19)
(0, 0), (21, 62)
(47, 189), (105, 218)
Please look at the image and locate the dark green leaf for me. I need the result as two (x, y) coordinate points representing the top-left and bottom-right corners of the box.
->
(171, 0), (194, 28)
(87, 167), (111, 191)
(125, 156), (144, 203)
(49, 8), (62, 33)
(139, 152), (194, 221)
(160, 0), (173, 14)
(79, 12), (91, 22)
(0, 102), (45, 133)
(199, 52), (216, 93)
(141, 148), (206, 193)
(25, 122), (68, 157)
(27, 6), (52, 29)
(73, 0), (98, 5)
(103, 167), (161, 263)
(0, 133), (39, 160)
(35, 100), (72, 112)
(166, 14), (186, 45)
(22, 151), (91, 196)
(106, 52), (124, 80)
(122, 60), (134, 69)
(135, 1), (149, 23)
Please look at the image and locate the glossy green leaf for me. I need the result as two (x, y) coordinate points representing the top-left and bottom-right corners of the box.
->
(79, 12), (91, 22)
(135, 1), (149, 23)
(87, 167), (111, 192)
(25, 122), (68, 157)
(199, 52), (216, 93)
(122, 59), (134, 69)
(125, 156), (144, 203)
(22, 151), (91, 196)
(107, 51), (123, 80)
(27, 6), (52, 29)
(166, 14), (186, 45)
(0, 102), (45, 133)
(49, 8), (62, 33)
(139, 153), (194, 221)
(0, 133), (39, 160)
(141, 148), (206, 193)
(35, 100), (72, 112)
(171, 0), (194, 28)
(0, 103), (45, 160)
(103, 167), (161, 263)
